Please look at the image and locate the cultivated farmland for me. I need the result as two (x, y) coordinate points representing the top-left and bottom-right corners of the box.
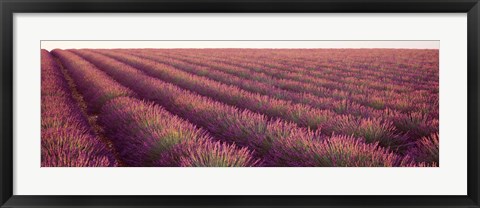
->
(41, 48), (439, 167)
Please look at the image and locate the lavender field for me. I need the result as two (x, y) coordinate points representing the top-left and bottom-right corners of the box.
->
(41, 48), (439, 167)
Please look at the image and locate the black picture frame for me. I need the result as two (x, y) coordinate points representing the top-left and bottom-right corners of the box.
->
(1, 0), (479, 207)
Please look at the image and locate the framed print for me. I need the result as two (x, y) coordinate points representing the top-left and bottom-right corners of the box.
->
(1, 0), (479, 207)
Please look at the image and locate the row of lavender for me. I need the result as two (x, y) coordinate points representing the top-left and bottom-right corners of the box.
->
(167, 49), (438, 93)
(150, 49), (438, 127)
(69, 49), (435, 166)
(160, 49), (437, 105)
(41, 49), (116, 167)
(164, 49), (438, 131)
(49, 50), (259, 167)
(120, 49), (437, 143)
(133, 49), (438, 151)
(87, 49), (437, 158)
(42, 48), (439, 167)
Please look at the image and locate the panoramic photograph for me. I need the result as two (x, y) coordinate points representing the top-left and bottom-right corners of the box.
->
(41, 41), (439, 167)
